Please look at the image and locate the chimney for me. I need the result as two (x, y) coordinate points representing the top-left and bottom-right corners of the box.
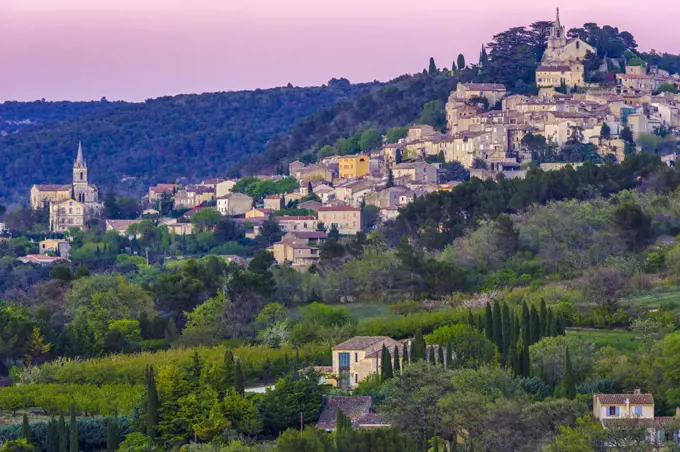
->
(634, 388), (641, 394)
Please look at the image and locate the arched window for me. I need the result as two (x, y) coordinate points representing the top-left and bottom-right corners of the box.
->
(80, 172), (84, 181)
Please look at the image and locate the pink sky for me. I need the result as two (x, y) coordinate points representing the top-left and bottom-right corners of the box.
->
(1, 0), (679, 102)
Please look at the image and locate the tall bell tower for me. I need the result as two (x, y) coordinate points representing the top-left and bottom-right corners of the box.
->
(547, 8), (567, 51)
(72, 142), (89, 203)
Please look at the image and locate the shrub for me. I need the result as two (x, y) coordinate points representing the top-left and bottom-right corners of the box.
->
(358, 310), (467, 338)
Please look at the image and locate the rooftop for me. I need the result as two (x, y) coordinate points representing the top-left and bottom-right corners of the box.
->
(460, 83), (506, 91)
(595, 393), (654, 405)
(318, 205), (361, 212)
(332, 336), (393, 351)
(315, 396), (374, 430)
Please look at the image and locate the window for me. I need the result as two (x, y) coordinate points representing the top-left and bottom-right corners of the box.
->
(355, 374), (358, 383)
(355, 352), (358, 362)
(607, 406), (619, 417)
(339, 352), (350, 370)
(634, 406), (643, 416)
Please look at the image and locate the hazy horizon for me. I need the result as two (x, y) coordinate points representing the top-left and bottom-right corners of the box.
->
(1, 0), (679, 102)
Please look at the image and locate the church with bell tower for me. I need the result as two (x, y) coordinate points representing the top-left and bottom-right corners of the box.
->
(536, 8), (595, 89)
(29, 142), (102, 232)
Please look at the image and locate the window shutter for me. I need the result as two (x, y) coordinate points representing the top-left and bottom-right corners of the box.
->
(615, 406), (620, 416)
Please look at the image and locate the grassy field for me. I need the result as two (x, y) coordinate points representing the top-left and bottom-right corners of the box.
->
(567, 328), (639, 354)
(620, 285), (680, 312)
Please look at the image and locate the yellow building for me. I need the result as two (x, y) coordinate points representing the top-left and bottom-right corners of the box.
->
(30, 185), (71, 210)
(271, 239), (320, 268)
(331, 336), (404, 389)
(338, 154), (369, 179)
(49, 199), (89, 233)
(317, 206), (362, 235)
(536, 64), (585, 88)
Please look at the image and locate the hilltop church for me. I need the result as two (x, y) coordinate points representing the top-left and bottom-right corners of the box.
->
(30, 143), (102, 232)
(535, 8), (595, 88)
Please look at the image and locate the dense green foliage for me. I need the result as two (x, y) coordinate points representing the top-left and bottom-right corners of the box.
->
(0, 81), (378, 203)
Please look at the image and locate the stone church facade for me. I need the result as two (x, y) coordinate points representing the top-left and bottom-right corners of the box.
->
(536, 9), (595, 89)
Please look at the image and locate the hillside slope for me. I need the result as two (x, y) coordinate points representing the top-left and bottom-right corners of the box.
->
(0, 80), (378, 203)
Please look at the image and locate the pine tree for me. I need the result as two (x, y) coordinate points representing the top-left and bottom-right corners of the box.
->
(69, 406), (78, 452)
(47, 418), (58, 452)
(468, 310), (475, 329)
(530, 306), (540, 345)
(428, 346), (436, 365)
(393, 345), (401, 374)
(562, 346), (576, 399)
(380, 344), (393, 381)
(58, 412), (67, 452)
(146, 366), (159, 438)
(484, 303), (493, 342)
(492, 300), (503, 352)
(501, 303), (511, 362)
(336, 408), (352, 432)
(437, 344), (445, 367)
(235, 360), (245, 396)
(224, 350), (235, 390)
(22, 413), (30, 442)
(539, 299), (548, 339)
(106, 418), (119, 452)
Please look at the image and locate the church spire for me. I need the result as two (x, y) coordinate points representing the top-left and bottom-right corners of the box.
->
(555, 7), (561, 30)
(74, 141), (86, 169)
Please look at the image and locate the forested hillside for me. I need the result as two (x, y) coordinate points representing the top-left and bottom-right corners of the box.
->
(248, 72), (465, 171)
(0, 99), (127, 134)
(0, 80), (378, 203)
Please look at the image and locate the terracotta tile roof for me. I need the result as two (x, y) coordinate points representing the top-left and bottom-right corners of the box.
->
(355, 412), (391, 427)
(595, 394), (654, 405)
(285, 231), (327, 240)
(332, 336), (392, 351)
(601, 417), (672, 429)
(276, 216), (317, 221)
(105, 219), (141, 230)
(315, 396), (373, 430)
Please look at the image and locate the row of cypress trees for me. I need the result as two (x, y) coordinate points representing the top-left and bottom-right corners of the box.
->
(20, 406), (92, 452)
(380, 329), (455, 382)
(470, 299), (566, 376)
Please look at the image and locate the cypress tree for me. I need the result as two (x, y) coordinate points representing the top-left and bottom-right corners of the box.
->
(484, 304), (493, 342)
(235, 360), (245, 396)
(549, 310), (558, 337)
(106, 418), (119, 452)
(307, 181), (313, 194)
(22, 413), (30, 442)
(521, 301), (530, 346)
(380, 344), (393, 381)
(556, 312), (566, 335)
(336, 408), (352, 432)
(437, 344), (445, 367)
(562, 346), (576, 399)
(468, 310), (475, 329)
(58, 412), (67, 452)
(539, 299), (547, 339)
(447, 342), (454, 369)
(545, 309), (554, 337)
(476, 313), (484, 332)
(428, 346), (436, 365)
(393, 345), (401, 374)
(530, 306), (540, 345)
(69, 406), (78, 452)
(492, 300), (503, 352)
(47, 418), (58, 452)
(412, 330), (425, 362)
(518, 336), (530, 377)
(403, 343), (410, 365)
(224, 350), (235, 389)
(146, 366), (159, 438)
(501, 303), (511, 362)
